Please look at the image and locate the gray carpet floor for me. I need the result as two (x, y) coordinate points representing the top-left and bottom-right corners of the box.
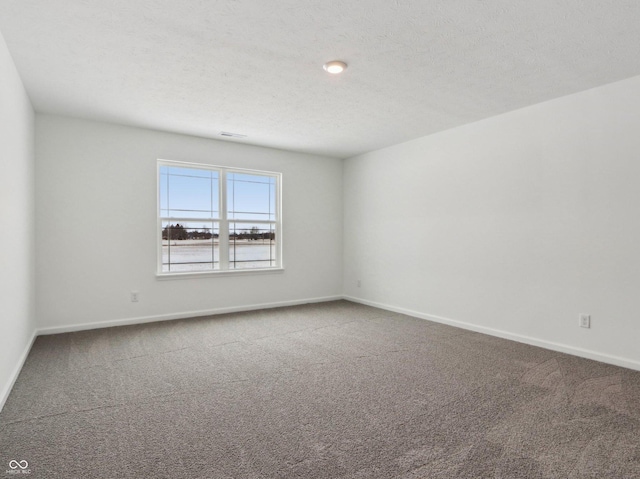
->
(1, 300), (640, 478)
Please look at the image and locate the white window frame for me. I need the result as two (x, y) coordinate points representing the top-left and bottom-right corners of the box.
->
(157, 159), (283, 279)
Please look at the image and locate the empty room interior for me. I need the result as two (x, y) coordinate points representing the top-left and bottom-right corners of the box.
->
(2, 1), (640, 477)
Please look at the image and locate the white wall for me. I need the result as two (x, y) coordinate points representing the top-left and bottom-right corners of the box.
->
(0, 31), (36, 409)
(344, 75), (640, 369)
(36, 115), (343, 331)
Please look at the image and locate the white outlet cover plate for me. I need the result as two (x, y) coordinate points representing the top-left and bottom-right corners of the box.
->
(579, 314), (590, 328)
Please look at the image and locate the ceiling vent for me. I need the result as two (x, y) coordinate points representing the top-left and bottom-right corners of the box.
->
(219, 131), (247, 139)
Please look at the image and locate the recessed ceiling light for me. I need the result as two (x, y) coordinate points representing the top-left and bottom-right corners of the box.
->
(323, 61), (347, 74)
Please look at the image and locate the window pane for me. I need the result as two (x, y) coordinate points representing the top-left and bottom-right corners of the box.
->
(227, 173), (276, 221)
(162, 221), (219, 272)
(160, 166), (219, 219)
(229, 222), (276, 269)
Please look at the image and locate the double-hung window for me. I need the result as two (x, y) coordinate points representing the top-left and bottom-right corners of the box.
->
(158, 160), (281, 275)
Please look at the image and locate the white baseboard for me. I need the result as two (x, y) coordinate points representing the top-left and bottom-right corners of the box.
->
(0, 329), (37, 413)
(37, 295), (344, 335)
(344, 295), (640, 372)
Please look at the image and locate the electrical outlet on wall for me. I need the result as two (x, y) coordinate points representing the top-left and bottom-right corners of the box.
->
(357, 279), (361, 288)
(131, 291), (139, 303)
(579, 313), (590, 328)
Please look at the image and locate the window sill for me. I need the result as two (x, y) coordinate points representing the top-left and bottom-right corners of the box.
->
(156, 267), (285, 280)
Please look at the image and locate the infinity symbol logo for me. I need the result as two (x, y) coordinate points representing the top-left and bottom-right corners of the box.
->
(9, 460), (28, 469)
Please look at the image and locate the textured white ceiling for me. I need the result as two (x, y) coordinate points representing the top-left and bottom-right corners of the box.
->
(2, 1), (640, 158)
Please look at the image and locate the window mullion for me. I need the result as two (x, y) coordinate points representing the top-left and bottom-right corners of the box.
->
(219, 169), (229, 270)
